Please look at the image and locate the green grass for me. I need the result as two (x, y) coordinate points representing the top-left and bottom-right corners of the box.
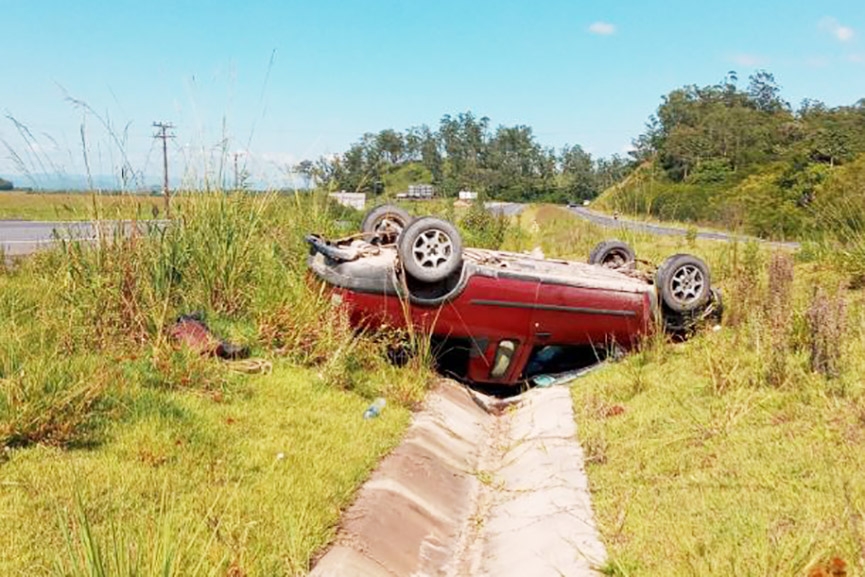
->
(1, 364), (409, 575)
(575, 334), (865, 576)
(0, 192), (167, 221)
(519, 205), (865, 575)
(0, 191), (430, 575)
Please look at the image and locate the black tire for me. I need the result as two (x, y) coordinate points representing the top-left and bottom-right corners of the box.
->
(656, 254), (711, 313)
(662, 287), (723, 335)
(588, 240), (636, 270)
(361, 204), (412, 243)
(398, 217), (463, 283)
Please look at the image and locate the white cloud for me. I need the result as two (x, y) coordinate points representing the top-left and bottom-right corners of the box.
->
(849, 53), (865, 64)
(837, 26), (855, 41)
(819, 17), (855, 42)
(588, 21), (616, 36)
(730, 53), (765, 67)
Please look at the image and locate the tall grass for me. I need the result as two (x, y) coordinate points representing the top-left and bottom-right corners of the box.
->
(0, 191), (424, 450)
(764, 251), (795, 387)
(1, 191), (431, 575)
(54, 491), (226, 577)
(808, 198), (865, 289)
(805, 286), (848, 380)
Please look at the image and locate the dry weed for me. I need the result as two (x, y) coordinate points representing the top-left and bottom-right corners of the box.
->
(764, 252), (794, 387)
(805, 286), (848, 379)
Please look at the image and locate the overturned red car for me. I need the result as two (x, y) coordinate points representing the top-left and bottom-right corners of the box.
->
(307, 205), (720, 387)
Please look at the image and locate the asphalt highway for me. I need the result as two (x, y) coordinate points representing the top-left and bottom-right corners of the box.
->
(0, 220), (161, 258)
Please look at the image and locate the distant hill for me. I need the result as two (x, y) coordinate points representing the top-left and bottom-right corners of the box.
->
(596, 72), (865, 241)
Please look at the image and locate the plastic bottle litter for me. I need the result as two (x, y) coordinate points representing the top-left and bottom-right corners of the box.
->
(363, 397), (387, 420)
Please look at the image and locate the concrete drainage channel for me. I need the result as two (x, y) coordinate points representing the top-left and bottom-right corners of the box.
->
(309, 379), (607, 577)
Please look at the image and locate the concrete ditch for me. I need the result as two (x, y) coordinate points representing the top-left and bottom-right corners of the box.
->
(308, 380), (607, 577)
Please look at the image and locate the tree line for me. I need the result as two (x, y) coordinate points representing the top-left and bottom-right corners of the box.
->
(294, 112), (629, 203)
(294, 70), (865, 239)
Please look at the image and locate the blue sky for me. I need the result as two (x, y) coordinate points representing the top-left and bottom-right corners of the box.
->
(1, 0), (864, 189)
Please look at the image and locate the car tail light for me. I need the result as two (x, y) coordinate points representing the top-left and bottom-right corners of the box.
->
(490, 340), (516, 378)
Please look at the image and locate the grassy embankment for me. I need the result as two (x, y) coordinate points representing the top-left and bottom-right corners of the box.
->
(519, 205), (865, 576)
(593, 154), (865, 244)
(0, 192), (434, 575)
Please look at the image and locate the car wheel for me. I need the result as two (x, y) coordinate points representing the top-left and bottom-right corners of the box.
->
(361, 204), (412, 243)
(398, 217), (463, 283)
(662, 287), (723, 335)
(589, 240), (635, 270)
(656, 254), (711, 313)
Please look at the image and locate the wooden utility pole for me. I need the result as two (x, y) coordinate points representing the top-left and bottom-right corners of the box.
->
(152, 122), (175, 216)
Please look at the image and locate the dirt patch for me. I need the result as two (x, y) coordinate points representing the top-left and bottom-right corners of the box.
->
(309, 380), (606, 576)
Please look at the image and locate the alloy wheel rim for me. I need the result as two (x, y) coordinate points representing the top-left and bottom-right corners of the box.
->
(412, 229), (453, 270)
(670, 264), (705, 304)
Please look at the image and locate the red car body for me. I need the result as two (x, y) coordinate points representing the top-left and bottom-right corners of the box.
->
(307, 238), (659, 386)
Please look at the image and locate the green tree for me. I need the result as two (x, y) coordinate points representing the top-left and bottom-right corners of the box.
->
(375, 129), (405, 165)
(559, 144), (597, 201)
(437, 112), (491, 194)
(747, 70), (788, 113)
(485, 125), (544, 195)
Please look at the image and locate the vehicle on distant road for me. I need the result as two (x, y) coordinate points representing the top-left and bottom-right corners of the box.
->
(306, 206), (720, 386)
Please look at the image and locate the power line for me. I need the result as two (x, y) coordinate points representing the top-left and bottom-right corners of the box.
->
(152, 122), (175, 216)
